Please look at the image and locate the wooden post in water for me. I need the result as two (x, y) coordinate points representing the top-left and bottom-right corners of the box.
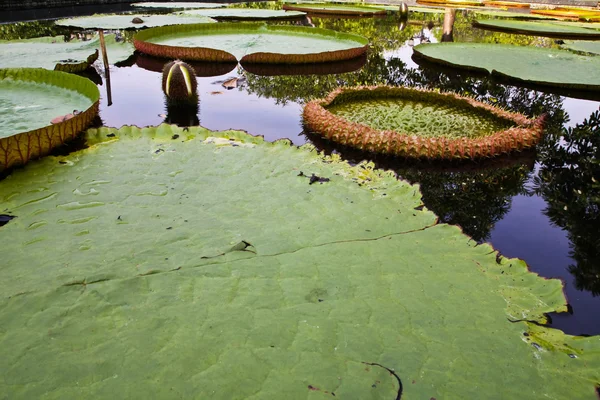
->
(98, 30), (113, 106)
(442, 8), (456, 42)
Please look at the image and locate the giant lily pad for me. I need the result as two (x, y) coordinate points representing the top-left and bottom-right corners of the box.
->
(281, 3), (388, 15)
(134, 23), (369, 64)
(473, 18), (600, 38)
(482, 0), (530, 8)
(561, 40), (600, 55)
(413, 42), (600, 91)
(416, 0), (483, 7)
(0, 68), (99, 171)
(0, 124), (599, 398)
(473, 9), (559, 19)
(409, 5), (446, 13)
(532, 7), (600, 21)
(180, 8), (306, 20)
(0, 34), (133, 71)
(131, 2), (227, 9)
(560, 20), (600, 29)
(55, 13), (217, 30)
(303, 86), (546, 159)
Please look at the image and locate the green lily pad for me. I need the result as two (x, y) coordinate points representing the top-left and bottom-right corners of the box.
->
(559, 20), (600, 29)
(326, 96), (514, 138)
(0, 124), (598, 399)
(409, 5), (446, 13)
(416, 0), (483, 7)
(413, 42), (600, 91)
(131, 2), (227, 9)
(0, 34), (134, 71)
(303, 86), (545, 159)
(561, 40), (600, 55)
(134, 23), (369, 64)
(473, 18), (600, 38)
(282, 3), (388, 15)
(180, 8), (306, 20)
(0, 68), (99, 171)
(472, 10), (559, 19)
(482, 0), (531, 8)
(531, 8), (600, 20)
(55, 13), (217, 30)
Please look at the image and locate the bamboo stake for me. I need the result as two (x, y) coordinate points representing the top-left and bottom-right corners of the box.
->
(98, 30), (113, 106)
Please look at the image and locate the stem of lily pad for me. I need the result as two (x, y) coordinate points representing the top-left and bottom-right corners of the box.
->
(98, 30), (113, 106)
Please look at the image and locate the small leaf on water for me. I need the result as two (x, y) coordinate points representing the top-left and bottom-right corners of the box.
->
(222, 77), (238, 90)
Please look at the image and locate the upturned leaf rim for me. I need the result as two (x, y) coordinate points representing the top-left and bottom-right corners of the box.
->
(302, 85), (546, 160)
(133, 22), (369, 64)
(0, 68), (100, 172)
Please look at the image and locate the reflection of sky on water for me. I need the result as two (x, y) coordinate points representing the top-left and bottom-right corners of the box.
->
(490, 176), (599, 336)
(562, 97), (600, 128)
(98, 65), (306, 145)
(383, 25), (439, 68)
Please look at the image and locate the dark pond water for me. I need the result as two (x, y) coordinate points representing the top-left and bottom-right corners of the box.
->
(2, 3), (599, 335)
